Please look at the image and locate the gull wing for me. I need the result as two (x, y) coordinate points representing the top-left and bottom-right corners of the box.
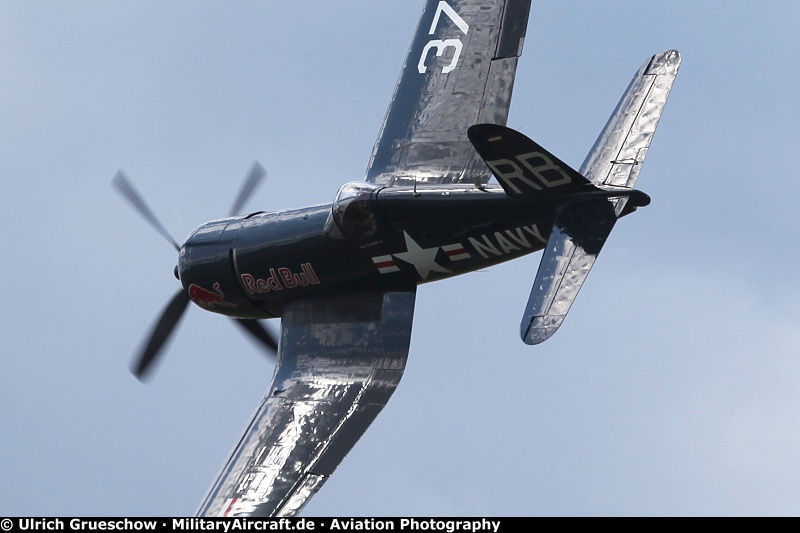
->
(196, 290), (416, 517)
(366, 0), (532, 187)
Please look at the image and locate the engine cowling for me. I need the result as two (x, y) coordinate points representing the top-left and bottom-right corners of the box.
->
(178, 217), (269, 319)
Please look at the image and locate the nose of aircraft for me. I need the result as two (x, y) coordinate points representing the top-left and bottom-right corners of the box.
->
(179, 218), (271, 319)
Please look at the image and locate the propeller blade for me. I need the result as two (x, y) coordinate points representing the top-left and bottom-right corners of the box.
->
(233, 318), (279, 357)
(228, 161), (267, 217)
(112, 170), (180, 251)
(119, 161), (273, 382)
(132, 289), (191, 381)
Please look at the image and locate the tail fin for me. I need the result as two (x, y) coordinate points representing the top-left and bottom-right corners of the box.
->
(520, 50), (681, 345)
(467, 123), (597, 198)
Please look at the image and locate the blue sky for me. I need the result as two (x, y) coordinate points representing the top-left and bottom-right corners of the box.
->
(2, 0), (800, 516)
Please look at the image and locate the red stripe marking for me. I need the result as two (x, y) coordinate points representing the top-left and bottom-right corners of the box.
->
(223, 498), (237, 517)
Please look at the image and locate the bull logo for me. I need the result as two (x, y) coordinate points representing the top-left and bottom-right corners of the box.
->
(188, 282), (236, 310)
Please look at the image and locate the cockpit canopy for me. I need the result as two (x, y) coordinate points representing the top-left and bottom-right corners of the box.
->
(330, 182), (383, 240)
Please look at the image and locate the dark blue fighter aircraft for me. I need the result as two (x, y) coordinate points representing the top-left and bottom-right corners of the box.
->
(114, 0), (680, 517)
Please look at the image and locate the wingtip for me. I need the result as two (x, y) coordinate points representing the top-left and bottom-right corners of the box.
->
(520, 315), (566, 346)
(645, 50), (682, 75)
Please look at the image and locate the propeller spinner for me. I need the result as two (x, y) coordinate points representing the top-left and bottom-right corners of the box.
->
(112, 163), (277, 381)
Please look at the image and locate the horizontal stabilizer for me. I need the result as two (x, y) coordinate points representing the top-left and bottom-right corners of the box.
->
(521, 50), (681, 344)
(521, 199), (617, 344)
(581, 50), (681, 190)
(468, 124), (596, 198)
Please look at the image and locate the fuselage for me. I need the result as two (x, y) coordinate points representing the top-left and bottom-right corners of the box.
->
(178, 183), (560, 319)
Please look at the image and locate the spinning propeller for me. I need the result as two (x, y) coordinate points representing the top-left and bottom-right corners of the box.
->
(112, 162), (279, 381)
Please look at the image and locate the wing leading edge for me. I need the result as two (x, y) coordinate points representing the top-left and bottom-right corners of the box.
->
(366, 0), (532, 187)
(196, 290), (416, 517)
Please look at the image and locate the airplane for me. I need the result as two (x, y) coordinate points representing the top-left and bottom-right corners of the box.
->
(113, 0), (680, 517)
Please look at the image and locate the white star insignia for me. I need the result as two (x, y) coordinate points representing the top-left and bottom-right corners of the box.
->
(393, 232), (451, 280)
